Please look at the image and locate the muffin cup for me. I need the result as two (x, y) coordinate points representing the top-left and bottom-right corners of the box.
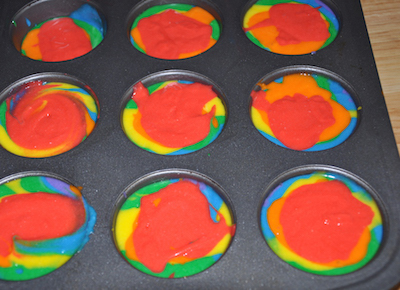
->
(126, 0), (222, 60)
(241, 0), (341, 55)
(259, 165), (386, 276)
(10, 0), (107, 62)
(0, 72), (100, 158)
(120, 69), (228, 155)
(112, 168), (236, 278)
(0, 171), (96, 281)
(249, 65), (360, 151)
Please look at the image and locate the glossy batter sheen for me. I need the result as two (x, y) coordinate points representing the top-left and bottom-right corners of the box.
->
(122, 80), (226, 155)
(21, 4), (104, 62)
(0, 80), (98, 158)
(243, 0), (339, 55)
(130, 4), (220, 59)
(251, 73), (358, 151)
(260, 171), (383, 275)
(0, 175), (96, 281)
(114, 178), (235, 278)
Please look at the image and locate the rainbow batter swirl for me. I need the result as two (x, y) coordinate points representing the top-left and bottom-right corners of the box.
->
(21, 4), (105, 62)
(260, 171), (383, 275)
(0, 174), (96, 281)
(113, 178), (235, 278)
(250, 73), (358, 151)
(0, 80), (99, 158)
(243, 0), (339, 55)
(130, 4), (220, 59)
(122, 80), (226, 155)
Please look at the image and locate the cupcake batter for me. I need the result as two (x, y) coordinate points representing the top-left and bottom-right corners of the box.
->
(0, 80), (99, 158)
(21, 4), (104, 62)
(130, 4), (220, 59)
(114, 178), (235, 278)
(122, 80), (225, 155)
(243, 0), (339, 55)
(0, 175), (96, 281)
(260, 171), (383, 275)
(251, 73), (358, 151)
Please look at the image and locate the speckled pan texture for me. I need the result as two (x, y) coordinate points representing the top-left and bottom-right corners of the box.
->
(0, 0), (400, 289)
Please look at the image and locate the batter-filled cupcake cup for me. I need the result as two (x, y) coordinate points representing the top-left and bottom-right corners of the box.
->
(127, 0), (222, 60)
(0, 73), (100, 158)
(11, 0), (107, 62)
(121, 70), (227, 155)
(112, 169), (236, 278)
(260, 165), (383, 275)
(0, 172), (96, 281)
(242, 0), (340, 55)
(250, 66), (360, 151)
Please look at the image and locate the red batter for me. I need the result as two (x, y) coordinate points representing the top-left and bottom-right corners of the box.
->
(137, 9), (212, 59)
(252, 92), (335, 150)
(132, 181), (232, 273)
(6, 82), (87, 150)
(0, 192), (85, 257)
(245, 3), (330, 45)
(37, 17), (92, 62)
(280, 180), (374, 263)
(132, 82), (216, 148)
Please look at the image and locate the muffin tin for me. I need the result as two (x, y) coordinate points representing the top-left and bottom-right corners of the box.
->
(1, 0), (400, 288)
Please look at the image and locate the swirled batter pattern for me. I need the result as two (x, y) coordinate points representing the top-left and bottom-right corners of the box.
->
(251, 73), (358, 151)
(114, 178), (235, 278)
(122, 80), (225, 155)
(0, 80), (99, 158)
(260, 171), (382, 275)
(130, 4), (220, 59)
(243, 0), (339, 55)
(0, 175), (96, 281)
(21, 4), (105, 62)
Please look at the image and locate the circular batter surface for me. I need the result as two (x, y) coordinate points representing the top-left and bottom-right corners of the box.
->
(0, 80), (99, 158)
(113, 177), (235, 278)
(250, 72), (358, 151)
(0, 174), (96, 281)
(20, 3), (105, 62)
(260, 170), (383, 275)
(122, 80), (226, 155)
(130, 3), (221, 60)
(243, 0), (339, 55)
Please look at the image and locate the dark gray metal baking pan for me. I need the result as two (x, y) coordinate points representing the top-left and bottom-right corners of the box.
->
(0, 0), (399, 289)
